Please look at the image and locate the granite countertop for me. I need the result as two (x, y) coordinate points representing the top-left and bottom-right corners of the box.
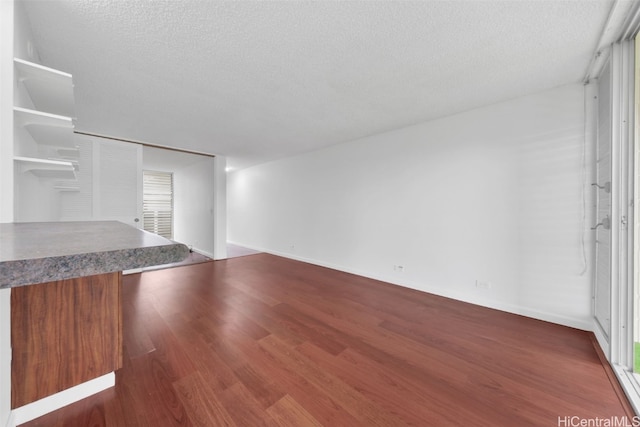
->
(0, 221), (190, 288)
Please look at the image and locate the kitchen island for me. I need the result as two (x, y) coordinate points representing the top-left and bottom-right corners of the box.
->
(0, 221), (189, 411)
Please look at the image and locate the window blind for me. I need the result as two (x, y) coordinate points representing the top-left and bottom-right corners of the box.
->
(143, 170), (173, 239)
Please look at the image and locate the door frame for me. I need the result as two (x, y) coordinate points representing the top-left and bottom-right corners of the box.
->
(595, 38), (639, 413)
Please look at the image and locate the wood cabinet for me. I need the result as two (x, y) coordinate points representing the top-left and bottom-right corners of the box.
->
(10, 272), (122, 408)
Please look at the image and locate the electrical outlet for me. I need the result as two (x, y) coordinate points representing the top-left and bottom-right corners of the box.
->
(476, 280), (491, 290)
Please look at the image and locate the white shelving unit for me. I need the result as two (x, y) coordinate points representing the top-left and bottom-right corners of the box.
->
(14, 156), (76, 180)
(14, 57), (74, 117)
(13, 58), (78, 183)
(53, 186), (80, 192)
(56, 147), (80, 159)
(14, 106), (75, 148)
(13, 58), (80, 221)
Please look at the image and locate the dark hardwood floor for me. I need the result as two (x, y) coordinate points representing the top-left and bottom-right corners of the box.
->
(21, 254), (633, 426)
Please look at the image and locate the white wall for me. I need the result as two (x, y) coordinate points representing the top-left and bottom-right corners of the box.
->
(173, 155), (216, 257)
(212, 156), (227, 260)
(228, 83), (594, 329)
(1, 0), (14, 224)
(143, 146), (216, 256)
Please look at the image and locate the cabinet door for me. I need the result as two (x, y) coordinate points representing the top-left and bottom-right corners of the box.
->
(11, 273), (122, 408)
(93, 138), (143, 228)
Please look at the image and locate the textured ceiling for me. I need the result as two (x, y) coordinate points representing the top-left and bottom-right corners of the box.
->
(23, 0), (617, 170)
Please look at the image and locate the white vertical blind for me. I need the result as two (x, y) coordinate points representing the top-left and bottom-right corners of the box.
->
(143, 170), (173, 239)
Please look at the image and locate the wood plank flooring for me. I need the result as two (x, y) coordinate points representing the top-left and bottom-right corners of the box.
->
(21, 254), (633, 426)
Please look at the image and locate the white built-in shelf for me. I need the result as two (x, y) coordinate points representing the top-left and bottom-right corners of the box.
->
(14, 58), (75, 118)
(14, 107), (75, 148)
(56, 148), (80, 159)
(53, 186), (80, 192)
(48, 158), (79, 172)
(14, 156), (77, 180)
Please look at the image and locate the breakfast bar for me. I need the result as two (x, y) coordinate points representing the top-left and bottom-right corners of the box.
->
(0, 221), (189, 408)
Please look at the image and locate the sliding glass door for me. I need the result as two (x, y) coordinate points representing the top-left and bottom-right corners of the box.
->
(594, 59), (613, 349)
(594, 38), (637, 411)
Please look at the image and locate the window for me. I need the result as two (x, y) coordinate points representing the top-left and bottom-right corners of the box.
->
(143, 170), (173, 239)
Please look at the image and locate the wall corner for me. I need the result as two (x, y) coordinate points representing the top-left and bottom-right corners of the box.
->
(213, 156), (227, 260)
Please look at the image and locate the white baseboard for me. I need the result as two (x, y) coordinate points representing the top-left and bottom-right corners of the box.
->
(192, 247), (214, 259)
(593, 318), (611, 359)
(229, 242), (593, 331)
(10, 372), (115, 426)
(614, 366), (640, 417)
